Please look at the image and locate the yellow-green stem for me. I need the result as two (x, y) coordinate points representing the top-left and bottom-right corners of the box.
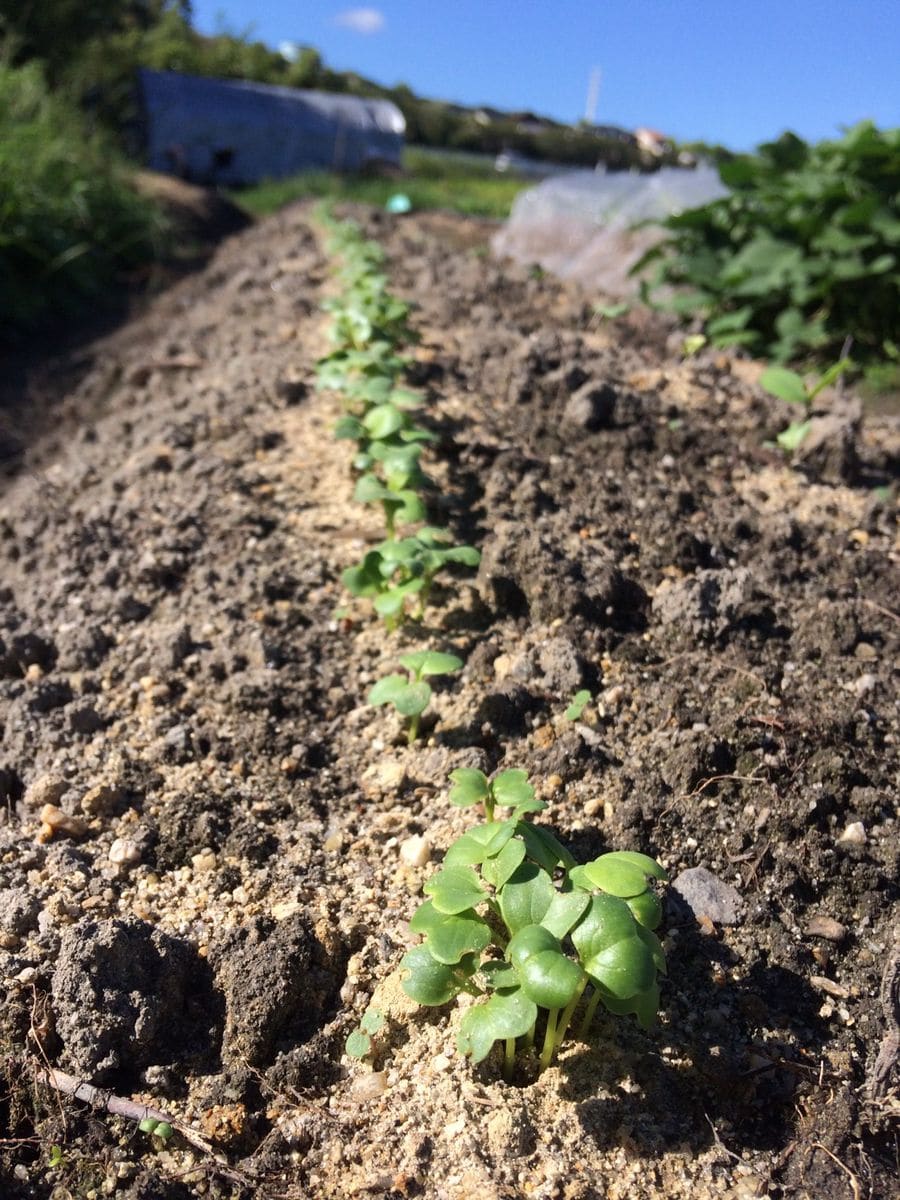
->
(578, 988), (603, 1039)
(551, 976), (588, 1059)
(503, 1038), (516, 1082)
(539, 1008), (559, 1074)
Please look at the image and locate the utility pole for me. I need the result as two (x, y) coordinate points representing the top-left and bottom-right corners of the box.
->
(584, 66), (602, 125)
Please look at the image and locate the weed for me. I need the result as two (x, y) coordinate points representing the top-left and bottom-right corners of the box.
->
(345, 1007), (386, 1061)
(759, 358), (853, 450)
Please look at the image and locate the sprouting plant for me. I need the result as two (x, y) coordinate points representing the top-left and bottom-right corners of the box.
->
(760, 358), (853, 451)
(592, 301), (630, 321)
(139, 1117), (174, 1142)
(353, 472), (427, 539)
(368, 650), (464, 743)
(345, 1006), (386, 1061)
(400, 769), (667, 1079)
(315, 343), (408, 397)
(343, 528), (480, 629)
(681, 333), (707, 358)
(564, 689), (591, 721)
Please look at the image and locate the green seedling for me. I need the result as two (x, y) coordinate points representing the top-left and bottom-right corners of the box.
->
(353, 472), (427, 538)
(760, 359), (853, 451)
(335, 401), (437, 484)
(681, 333), (707, 357)
(315, 343), (408, 397)
(368, 650), (464, 743)
(564, 690), (591, 721)
(343, 528), (480, 628)
(401, 770), (667, 1079)
(345, 1006), (386, 1061)
(593, 301), (630, 321)
(138, 1117), (174, 1142)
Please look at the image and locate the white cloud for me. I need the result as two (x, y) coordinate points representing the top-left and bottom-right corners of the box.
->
(334, 7), (385, 35)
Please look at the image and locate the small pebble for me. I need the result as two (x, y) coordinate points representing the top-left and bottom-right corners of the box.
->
(671, 867), (743, 925)
(108, 838), (141, 867)
(191, 849), (217, 873)
(37, 804), (88, 843)
(399, 835), (431, 868)
(810, 974), (850, 999)
(80, 785), (122, 817)
(25, 775), (68, 810)
(838, 822), (866, 846)
(846, 673), (876, 698)
(348, 1071), (388, 1102)
(361, 760), (407, 798)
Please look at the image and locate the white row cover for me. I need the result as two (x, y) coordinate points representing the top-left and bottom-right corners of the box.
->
(492, 165), (728, 297)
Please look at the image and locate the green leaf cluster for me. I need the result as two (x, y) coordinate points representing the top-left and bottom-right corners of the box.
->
(637, 123), (900, 366)
(343, 528), (480, 631)
(368, 650), (464, 743)
(316, 211), (480, 626)
(400, 770), (668, 1077)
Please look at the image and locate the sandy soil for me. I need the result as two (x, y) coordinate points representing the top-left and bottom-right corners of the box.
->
(0, 202), (897, 1200)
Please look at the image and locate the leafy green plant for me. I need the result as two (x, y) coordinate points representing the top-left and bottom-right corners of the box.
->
(400, 770), (667, 1078)
(343, 529), (480, 628)
(368, 650), (464, 743)
(637, 123), (900, 366)
(759, 359), (853, 451)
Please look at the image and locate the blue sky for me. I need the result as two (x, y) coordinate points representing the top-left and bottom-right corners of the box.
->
(191, 1), (899, 150)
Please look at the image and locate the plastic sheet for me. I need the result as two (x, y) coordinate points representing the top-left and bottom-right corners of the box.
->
(492, 166), (728, 297)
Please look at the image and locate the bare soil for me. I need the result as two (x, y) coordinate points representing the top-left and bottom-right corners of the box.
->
(0, 203), (897, 1200)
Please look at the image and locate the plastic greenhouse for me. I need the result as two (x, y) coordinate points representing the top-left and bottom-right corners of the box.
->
(139, 69), (406, 185)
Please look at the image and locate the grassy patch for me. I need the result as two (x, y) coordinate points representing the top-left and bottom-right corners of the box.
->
(0, 62), (167, 331)
(230, 147), (529, 219)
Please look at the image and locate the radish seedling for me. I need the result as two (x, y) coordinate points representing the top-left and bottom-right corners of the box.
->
(345, 1006), (386, 1061)
(368, 650), (464, 743)
(343, 529), (480, 628)
(401, 772), (667, 1078)
(564, 690), (591, 721)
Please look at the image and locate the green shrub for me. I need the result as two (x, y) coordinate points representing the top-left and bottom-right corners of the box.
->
(638, 123), (900, 365)
(0, 61), (165, 328)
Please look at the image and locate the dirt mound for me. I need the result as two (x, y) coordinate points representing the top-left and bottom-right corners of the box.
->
(0, 203), (897, 1199)
(134, 171), (251, 244)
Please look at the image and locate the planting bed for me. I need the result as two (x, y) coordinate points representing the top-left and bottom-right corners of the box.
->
(0, 203), (897, 1199)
